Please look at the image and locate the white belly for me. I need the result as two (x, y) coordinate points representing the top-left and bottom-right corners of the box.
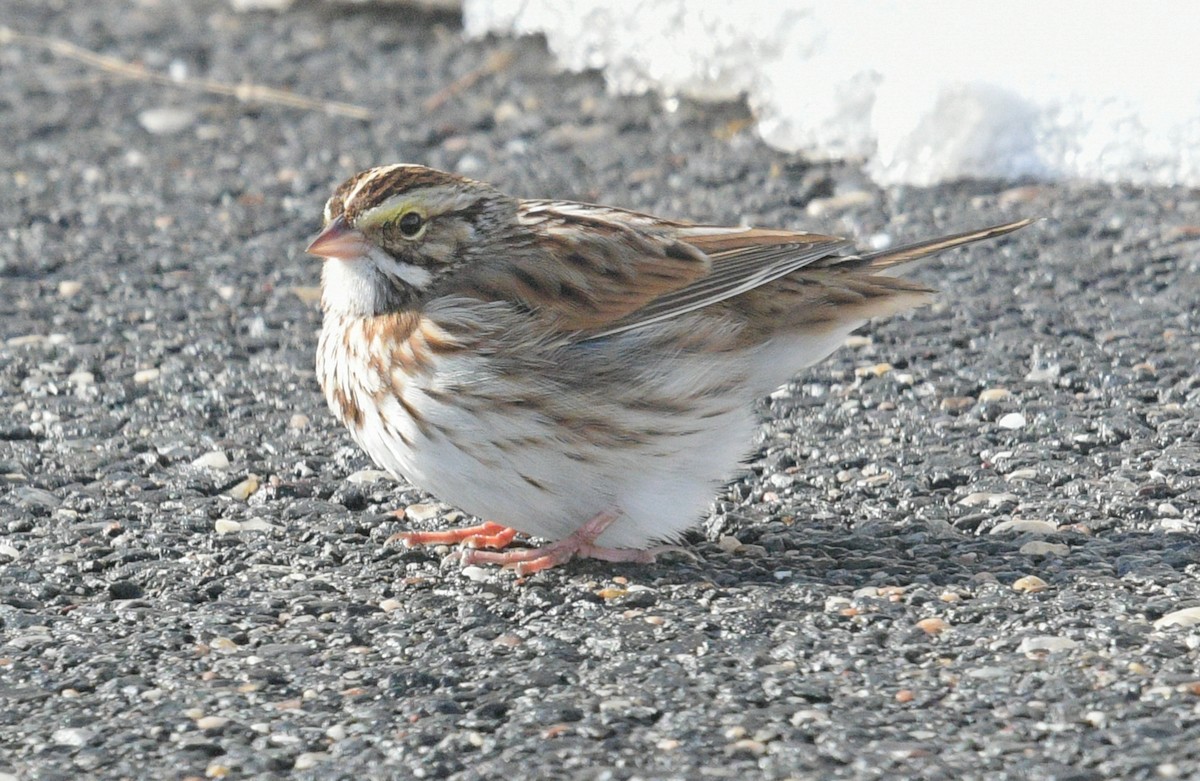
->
(319, 309), (862, 549)
(348, 350), (757, 548)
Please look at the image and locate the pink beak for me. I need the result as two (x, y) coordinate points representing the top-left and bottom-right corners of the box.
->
(305, 216), (369, 260)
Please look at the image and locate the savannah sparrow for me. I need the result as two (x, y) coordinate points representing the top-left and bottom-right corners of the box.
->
(307, 164), (1030, 574)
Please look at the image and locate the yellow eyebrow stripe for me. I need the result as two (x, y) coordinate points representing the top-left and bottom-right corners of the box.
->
(357, 197), (425, 230)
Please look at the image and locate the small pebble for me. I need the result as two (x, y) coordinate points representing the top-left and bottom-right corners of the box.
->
(716, 535), (742, 553)
(1019, 541), (1069, 557)
(137, 107), (196, 135)
(57, 280), (83, 298)
(461, 566), (490, 583)
(227, 475), (259, 501)
(52, 727), (92, 747)
(960, 492), (1018, 508)
(1012, 575), (1049, 593)
(133, 368), (161, 384)
(379, 598), (402, 612)
(790, 709), (828, 725)
(293, 753), (330, 770)
(768, 473), (793, 489)
(191, 451), (230, 470)
(997, 412), (1027, 430)
(978, 388), (1012, 403)
(805, 190), (874, 216)
(991, 519), (1057, 535)
(347, 469), (388, 484)
(940, 396), (975, 412)
(726, 738), (767, 757)
(1025, 366), (1060, 383)
(1018, 636), (1078, 654)
(68, 371), (95, 388)
(1154, 606), (1200, 629)
(916, 617), (949, 635)
(238, 518), (278, 532)
(195, 716), (229, 731)
(404, 503), (441, 521)
(214, 519), (241, 535)
(855, 362), (893, 378)
(289, 414), (310, 429)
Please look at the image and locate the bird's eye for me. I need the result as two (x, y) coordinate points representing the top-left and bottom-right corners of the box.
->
(398, 211), (424, 238)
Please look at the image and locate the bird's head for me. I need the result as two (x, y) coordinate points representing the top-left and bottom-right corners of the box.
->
(307, 164), (517, 314)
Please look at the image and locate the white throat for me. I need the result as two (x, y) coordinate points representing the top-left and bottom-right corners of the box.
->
(320, 246), (431, 316)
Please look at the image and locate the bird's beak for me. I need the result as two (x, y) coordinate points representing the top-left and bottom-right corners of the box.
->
(305, 215), (369, 260)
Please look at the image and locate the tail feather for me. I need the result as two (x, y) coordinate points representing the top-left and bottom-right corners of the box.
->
(855, 217), (1035, 271)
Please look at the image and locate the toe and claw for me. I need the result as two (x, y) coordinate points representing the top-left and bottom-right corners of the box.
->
(392, 510), (684, 575)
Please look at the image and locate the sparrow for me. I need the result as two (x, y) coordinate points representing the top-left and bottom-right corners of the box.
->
(306, 163), (1030, 574)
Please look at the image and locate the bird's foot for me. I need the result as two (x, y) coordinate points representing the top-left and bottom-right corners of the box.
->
(459, 510), (679, 575)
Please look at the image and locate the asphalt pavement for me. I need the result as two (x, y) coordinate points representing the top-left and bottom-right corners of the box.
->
(2, 2), (1199, 779)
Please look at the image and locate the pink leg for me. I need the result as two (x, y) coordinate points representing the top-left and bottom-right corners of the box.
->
(459, 510), (681, 575)
(388, 521), (518, 550)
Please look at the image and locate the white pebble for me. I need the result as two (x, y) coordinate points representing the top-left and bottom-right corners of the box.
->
(52, 727), (93, 747)
(214, 519), (242, 535)
(347, 469), (388, 484)
(57, 280), (83, 298)
(133, 368), (161, 384)
(191, 451), (230, 470)
(1024, 366), (1060, 383)
(790, 709), (829, 725)
(239, 518), (279, 533)
(137, 107), (196, 135)
(997, 412), (1027, 430)
(1154, 606), (1200, 629)
(404, 503), (442, 521)
(227, 475), (259, 501)
(460, 566), (491, 582)
(990, 519), (1058, 535)
(978, 388), (1012, 402)
(805, 190), (875, 217)
(768, 473), (793, 489)
(1019, 541), (1069, 557)
(68, 371), (94, 387)
(293, 753), (330, 770)
(1012, 575), (1049, 593)
(1018, 636), (1078, 654)
(960, 492), (1019, 508)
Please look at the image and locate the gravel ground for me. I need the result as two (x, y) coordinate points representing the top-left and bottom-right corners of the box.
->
(3, 3), (1200, 780)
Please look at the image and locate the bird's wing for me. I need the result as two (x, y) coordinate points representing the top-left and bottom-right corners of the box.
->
(451, 198), (1029, 340)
